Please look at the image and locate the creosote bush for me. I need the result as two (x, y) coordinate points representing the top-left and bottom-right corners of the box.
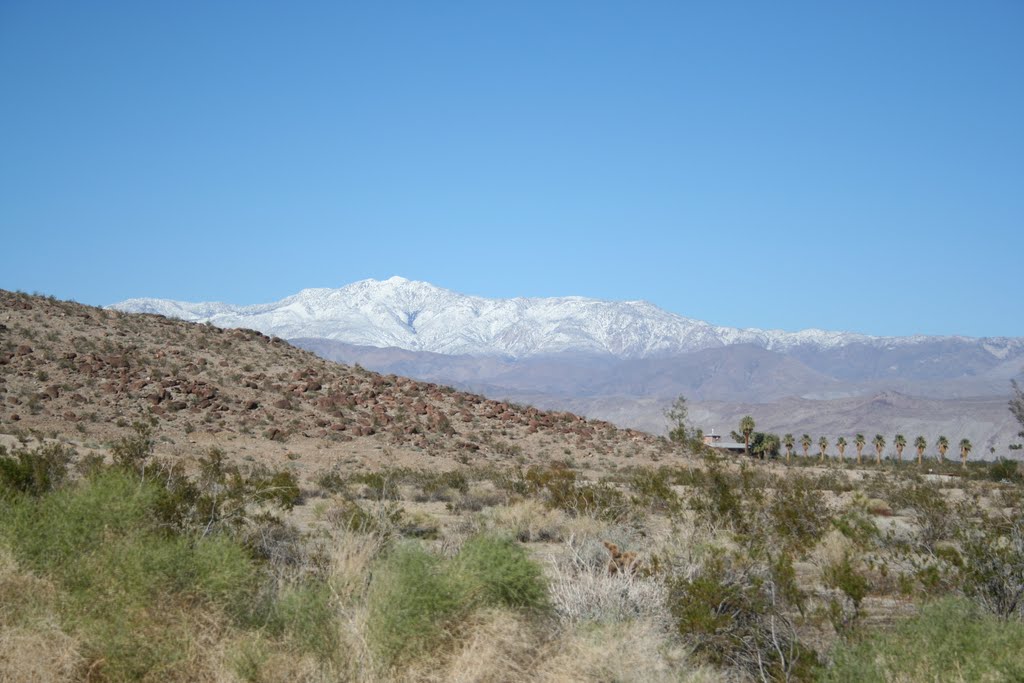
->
(668, 549), (817, 680)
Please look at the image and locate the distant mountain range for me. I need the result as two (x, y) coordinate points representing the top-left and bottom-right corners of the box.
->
(111, 276), (1023, 361)
(111, 277), (1024, 456)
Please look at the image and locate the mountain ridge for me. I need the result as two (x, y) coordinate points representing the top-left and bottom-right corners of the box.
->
(111, 276), (1022, 359)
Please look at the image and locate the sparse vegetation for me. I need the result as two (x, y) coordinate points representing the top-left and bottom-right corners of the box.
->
(1, 290), (1023, 681)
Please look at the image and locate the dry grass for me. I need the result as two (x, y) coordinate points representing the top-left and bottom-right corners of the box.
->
(537, 620), (722, 683)
(0, 548), (84, 683)
(400, 608), (540, 683)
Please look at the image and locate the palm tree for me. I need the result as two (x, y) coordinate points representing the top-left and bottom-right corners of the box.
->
(959, 438), (972, 468)
(914, 436), (927, 465)
(739, 416), (755, 455)
(854, 433), (866, 465)
(894, 434), (907, 463)
(783, 433), (795, 465)
(836, 436), (848, 462)
(800, 434), (812, 459)
(872, 434), (886, 465)
(936, 436), (949, 463)
(818, 436), (829, 462)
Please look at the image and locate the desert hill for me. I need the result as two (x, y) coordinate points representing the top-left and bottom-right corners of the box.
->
(0, 290), (670, 480)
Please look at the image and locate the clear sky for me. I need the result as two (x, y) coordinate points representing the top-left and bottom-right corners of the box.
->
(1, 2), (1021, 338)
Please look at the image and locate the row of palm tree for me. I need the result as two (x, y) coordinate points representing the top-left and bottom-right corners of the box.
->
(780, 432), (973, 467)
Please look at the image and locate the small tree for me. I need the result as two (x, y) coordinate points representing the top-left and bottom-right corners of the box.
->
(739, 416), (756, 455)
(110, 421), (156, 481)
(666, 395), (694, 446)
(783, 433), (795, 465)
(937, 435), (950, 463)
(818, 436), (829, 462)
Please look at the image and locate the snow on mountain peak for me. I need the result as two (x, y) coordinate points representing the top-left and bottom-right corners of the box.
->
(107, 278), (1009, 359)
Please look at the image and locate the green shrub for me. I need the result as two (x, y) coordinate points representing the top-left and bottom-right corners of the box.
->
(989, 458), (1021, 483)
(891, 481), (952, 550)
(255, 469), (303, 510)
(822, 552), (869, 633)
(266, 582), (337, 661)
(452, 534), (547, 610)
(768, 475), (828, 551)
(367, 534), (548, 667)
(626, 467), (681, 513)
(0, 470), (264, 680)
(367, 544), (462, 665)
(522, 464), (627, 521)
(691, 464), (753, 532)
(957, 513), (1024, 619)
(824, 598), (1024, 682)
(414, 469), (470, 501)
(350, 471), (401, 500)
(0, 442), (74, 498)
(669, 550), (816, 680)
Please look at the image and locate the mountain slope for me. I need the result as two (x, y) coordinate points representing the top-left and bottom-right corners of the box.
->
(0, 290), (670, 477)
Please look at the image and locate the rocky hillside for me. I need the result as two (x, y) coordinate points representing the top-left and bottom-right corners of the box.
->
(0, 290), (671, 480)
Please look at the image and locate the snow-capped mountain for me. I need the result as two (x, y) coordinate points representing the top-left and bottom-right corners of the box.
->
(109, 276), (1021, 360)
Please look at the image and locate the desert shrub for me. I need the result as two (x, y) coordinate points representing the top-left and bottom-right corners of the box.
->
(668, 550), (817, 680)
(315, 468), (349, 495)
(152, 449), (304, 535)
(824, 598), (1024, 682)
(890, 480), (952, 550)
(521, 464), (628, 521)
(264, 581), (338, 662)
(988, 458), (1022, 483)
(367, 544), (464, 666)
(453, 534), (548, 610)
(812, 469), (853, 492)
(627, 467), (681, 513)
(252, 469), (303, 510)
(822, 551), (870, 634)
(0, 549), (84, 682)
(0, 470), (263, 680)
(537, 619), (716, 683)
(0, 442), (74, 497)
(324, 499), (404, 537)
(768, 474), (829, 551)
(831, 502), (879, 547)
(367, 534), (549, 667)
(547, 541), (670, 627)
(690, 464), (755, 533)
(413, 469), (470, 501)
(109, 420), (156, 475)
(448, 482), (506, 512)
(477, 499), (579, 543)
(957, 513), (1024, 619)
(349, 471), (401, 500)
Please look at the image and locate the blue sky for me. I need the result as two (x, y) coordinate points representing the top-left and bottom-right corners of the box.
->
(2, 2), (1021, 337)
